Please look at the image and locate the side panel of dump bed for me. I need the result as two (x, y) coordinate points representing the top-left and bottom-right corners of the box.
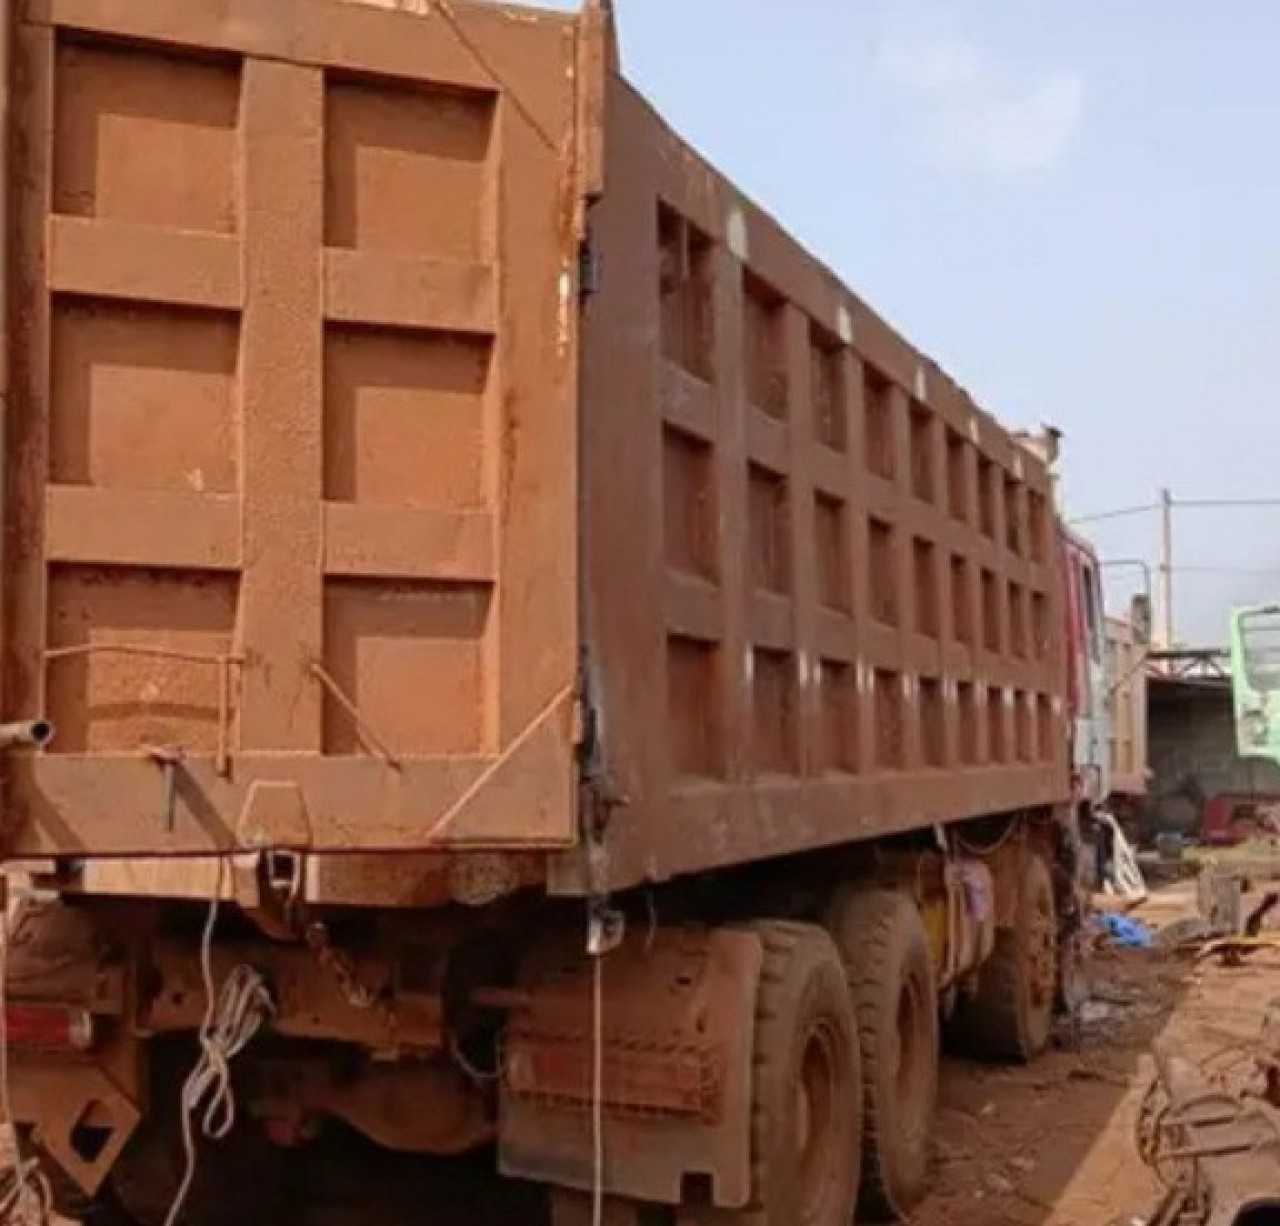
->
(569, 80), (1070, 891)
(2, 0), (586, 855)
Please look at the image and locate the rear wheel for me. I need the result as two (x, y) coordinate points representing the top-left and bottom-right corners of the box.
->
(949, 851), (1058, 1062)
(825, 888), (938, 1221)
(728, 921), (861, 1225)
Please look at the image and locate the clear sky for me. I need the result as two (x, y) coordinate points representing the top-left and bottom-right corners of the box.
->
(531, 1), (1280, 643)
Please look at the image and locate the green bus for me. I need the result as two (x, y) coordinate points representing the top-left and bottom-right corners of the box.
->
(1230, 603), (1280, 765)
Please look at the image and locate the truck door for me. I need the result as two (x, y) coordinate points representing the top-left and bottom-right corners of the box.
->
(1071, 552), (1110, 802)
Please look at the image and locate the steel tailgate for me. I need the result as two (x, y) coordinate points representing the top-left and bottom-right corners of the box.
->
(1, 0), (590, 855)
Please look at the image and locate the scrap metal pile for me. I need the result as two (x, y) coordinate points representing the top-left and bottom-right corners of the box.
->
(1136, 999), (1280, 1225)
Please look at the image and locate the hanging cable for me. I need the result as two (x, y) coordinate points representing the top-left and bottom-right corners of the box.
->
(161, 862), (273, 1226)
(1068, 502), (1160, 526)
(584, 883), (621, 1226)
(1173, 497), (1280, 511)
(591, 950), (604, 1226)
(1072, 495), (1280, 527)
(954, 816), (1022, 858)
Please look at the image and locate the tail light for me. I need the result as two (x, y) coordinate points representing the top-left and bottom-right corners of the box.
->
(2, 1004), (95, 1052)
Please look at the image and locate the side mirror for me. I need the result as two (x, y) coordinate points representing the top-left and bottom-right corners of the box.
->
(1130, 594), (1153, 645)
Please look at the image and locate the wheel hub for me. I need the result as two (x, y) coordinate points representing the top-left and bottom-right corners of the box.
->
(795, 1023), (839, 1219)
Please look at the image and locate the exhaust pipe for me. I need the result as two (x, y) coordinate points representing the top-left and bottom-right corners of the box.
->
(0, 720), (54, 751)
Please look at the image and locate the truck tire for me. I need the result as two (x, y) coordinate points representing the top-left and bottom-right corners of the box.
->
(734, 921), (861, 1225)
(949, 851), (1057, 1062)
(825, 888), (937, 1221)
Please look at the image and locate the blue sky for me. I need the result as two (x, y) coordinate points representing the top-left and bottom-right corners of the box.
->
(532, 1), (1280, 643)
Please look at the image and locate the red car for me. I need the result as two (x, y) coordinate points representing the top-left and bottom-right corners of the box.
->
(1202, 792), (1280, 845)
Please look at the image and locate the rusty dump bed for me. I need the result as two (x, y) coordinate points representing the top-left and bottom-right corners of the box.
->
(1, 0), (1068, 892)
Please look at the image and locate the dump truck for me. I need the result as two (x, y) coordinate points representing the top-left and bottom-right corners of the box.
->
(0, 2), (1117, 1223)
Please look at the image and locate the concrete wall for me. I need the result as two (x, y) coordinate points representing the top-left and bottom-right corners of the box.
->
(1147, 680), (1280, 835)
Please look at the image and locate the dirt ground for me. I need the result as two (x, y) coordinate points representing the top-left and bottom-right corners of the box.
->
(912, 877), (1280, 1226)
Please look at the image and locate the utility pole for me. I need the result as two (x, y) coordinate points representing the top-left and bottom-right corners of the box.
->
(1157, 487), (1174, 648)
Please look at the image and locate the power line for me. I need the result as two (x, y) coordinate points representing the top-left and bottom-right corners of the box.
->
(1169, 566), (1280, 578)
(1080, 492), (1280, 646)
(1068, 502), (1160, 525)
(1171, 498), (1280, 511)
(1102, 563), (1280, 578)
(1070, 496), (1280, 525)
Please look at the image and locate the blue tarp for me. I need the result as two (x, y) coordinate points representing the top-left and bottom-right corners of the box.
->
(1093, 911), (1153, 948)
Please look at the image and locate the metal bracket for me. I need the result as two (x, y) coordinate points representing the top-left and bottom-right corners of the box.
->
(578, 239), (600, 298)
(146, 745), (185, 833)
(588, 897), (624, 957)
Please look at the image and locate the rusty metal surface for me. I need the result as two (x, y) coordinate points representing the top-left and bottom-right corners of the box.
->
(8, 1051), (141, 1193)
(1108, 614), (1149, 798)
(0, 0), (10, 725)
(563, 77), (1070, 894)
(500, 926), (762, 1208)
(48, 847), (545, 909)
(1142, 1040), (1280, 1226)
(5, 0), (1075, 894)
(144, 931), (447, 1053)
(1, 0), (591, 857)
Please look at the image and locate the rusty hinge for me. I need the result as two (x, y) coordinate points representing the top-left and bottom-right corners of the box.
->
(578, 239), (600, 299)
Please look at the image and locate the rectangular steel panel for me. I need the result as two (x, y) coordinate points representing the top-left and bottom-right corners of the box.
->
(2, 0), (585, 855)
(566, 80), (1073, 893)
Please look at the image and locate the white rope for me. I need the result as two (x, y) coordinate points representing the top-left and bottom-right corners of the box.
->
(0, 879), (52, 1226)
(162, 875), (272, 1226)
(591, 950), (604, 1226)
(0, 1146), (50, 1226)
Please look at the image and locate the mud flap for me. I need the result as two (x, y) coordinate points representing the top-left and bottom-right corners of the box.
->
(499, 926), (762, 1209)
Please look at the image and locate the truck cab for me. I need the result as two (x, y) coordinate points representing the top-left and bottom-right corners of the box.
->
(1062, 531), (1111, 806)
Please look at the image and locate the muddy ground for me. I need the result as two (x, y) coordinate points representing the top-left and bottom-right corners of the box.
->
(913, 877), (1280, 1225)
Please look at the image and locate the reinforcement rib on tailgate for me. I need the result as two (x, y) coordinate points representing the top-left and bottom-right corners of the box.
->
(0, 0), (594, 855)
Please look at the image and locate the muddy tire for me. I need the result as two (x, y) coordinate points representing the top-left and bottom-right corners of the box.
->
(949, 851), (1058, 1062)
(730, 921), (862, 1225)
(825, 888), (937, 1221)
